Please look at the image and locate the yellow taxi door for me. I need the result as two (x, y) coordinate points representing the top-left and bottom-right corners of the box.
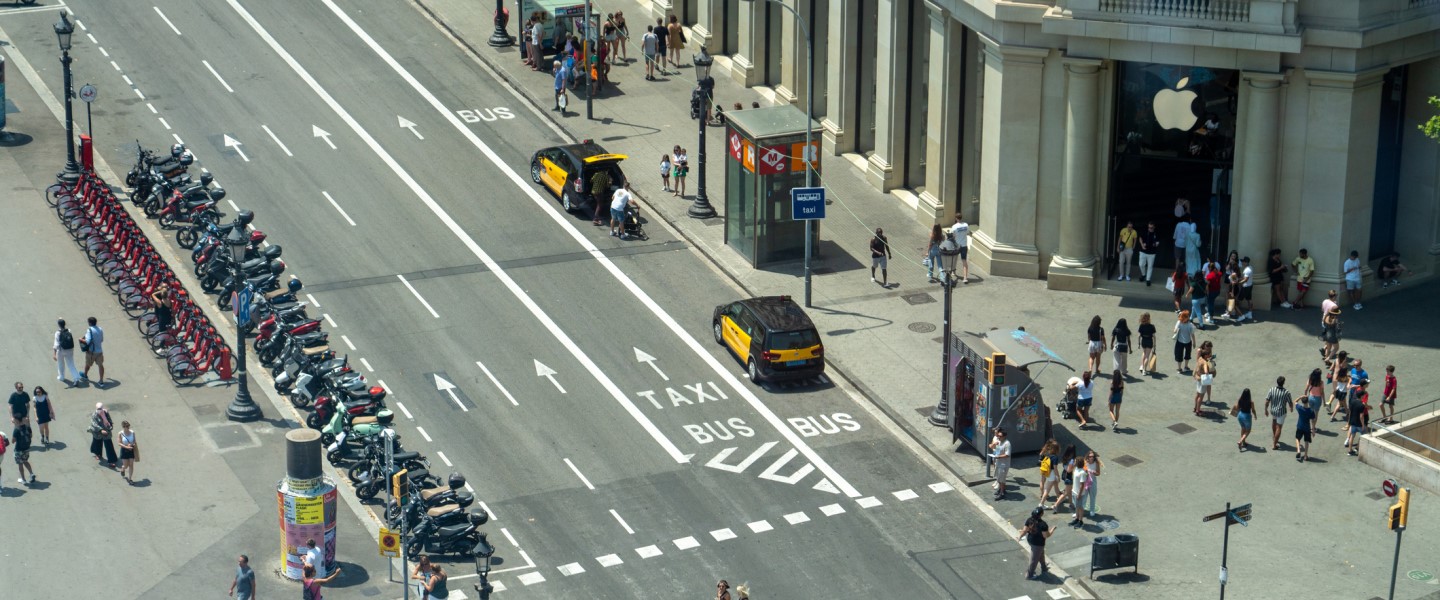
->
(726, 312), (753, 364)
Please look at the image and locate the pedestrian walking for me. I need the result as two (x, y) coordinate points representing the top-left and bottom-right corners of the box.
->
(1019, 507), (1054, 580)
(1069, 455), (1090, 526)
(1190, 274), (1208, 327)
(1111, 318), (1132, 377)
(641, 25), (659, 79)
(32, 386), (53, 445)
(659, 153), (671, 190)
(1137, 221), (1159, 285)
(1292, 248), (1315, 308)
(1169, 269), (1189, 313)
(301, 564), (341, 600)
(81, 316), (105, 384)
(1320, 306), (1342, 360)
(89, 402), (117, 468)
(1137, 312), (1157, 376)
(949, 214), (971, 283)
(1232, 388), (1256, 451)
(1328, 371), (1352, 423)
(869, 228), (891, 287)
(1343, 250), (1364, 310)
(1304, 368), (1325, 434)
(1382, 365), (1398, 424)
(229, 554), (256, 599)
(303, 538), (327, 578)
(1267, 377), (1291, 450)
(1193, 347), (1214, 416)
(1082, 451), (1102, 515)
(12, 419), (34, 485)
(1294, 392), (1315, 462)
(1116, 220), (1137, 281)
(988, 427), (1011, 500)
(1107, 370), (1124, 431)
(1344, 385), (1366, 456)
(1071, 371), (1096, 427)
(1268, 249), (1291, 308)
(1050, 445), (1077, 513)
(1202, 262), (1222, 324)
(54, 319), (81, 383)
(1173, 214), (1192, 272)
(602, 17), (618, 64)
(925, 224), (943, 283)
(716, 579), (732, 600)
(1085, 316), (1106, 375)
(117, 421), (138, 483)
(666, 15), (685, 67)
(613, 11), (630, 61)
(1185, 227), (1203, 277)
(9, 382), (30, 426)
(653, 18), (668, 75)
(673, 146), (689, 197)
(1036, 439), (1060, 508)
(1237, 256), (1255, 321)
(1173, 310), (1195, 373)
(1199, 340), (1217, 406)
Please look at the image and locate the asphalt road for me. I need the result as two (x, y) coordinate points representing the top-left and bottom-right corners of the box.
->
(2, 2), (1070, 597)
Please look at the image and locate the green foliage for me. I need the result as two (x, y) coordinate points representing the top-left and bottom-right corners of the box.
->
(1421, 96), (1440, 142)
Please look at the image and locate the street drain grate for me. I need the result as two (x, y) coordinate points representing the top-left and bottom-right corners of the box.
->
(908, 322), (937, 333)
(1167, 423), (1197, 435)
(1112, 454), (1143, 468)
(902, 293), (937, 305)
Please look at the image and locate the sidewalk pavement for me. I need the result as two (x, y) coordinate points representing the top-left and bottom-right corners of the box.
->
(416, 1), (1440, 598)
(0, 43), (396, 599)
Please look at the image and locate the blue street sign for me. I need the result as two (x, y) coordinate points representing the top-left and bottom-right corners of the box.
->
(234, 284), (255, 327)
(791, 187), (825, 221)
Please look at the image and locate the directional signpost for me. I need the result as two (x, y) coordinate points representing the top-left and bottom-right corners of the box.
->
(1203, 502), (1253, 599)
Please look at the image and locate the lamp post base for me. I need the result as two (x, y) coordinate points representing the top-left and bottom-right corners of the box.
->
(487, 29), (514, 47)
(688, 195), (717, 219)
(57, 162), (81, 186)
(227, 377), (264, 422)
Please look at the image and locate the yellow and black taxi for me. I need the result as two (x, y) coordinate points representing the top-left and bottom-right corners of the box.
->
(530, 141), (628, 213)
(712, 296), (825, 383)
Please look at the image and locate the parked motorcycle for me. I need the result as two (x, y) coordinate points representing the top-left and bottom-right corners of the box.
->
(406, 510), (490, 560)
(307, 384), (386, 431)
(323, 409), (397, 464)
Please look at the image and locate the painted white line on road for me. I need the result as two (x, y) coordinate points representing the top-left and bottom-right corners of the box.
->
(673, 536), (700, 550)
(324, 313), (338, 328)
(563, 458), (594, 490)
(710, 528), (736, 542)
(340, 334), (355, 350)
(294, 0), (692, 466)
(318, 0), (854, 491)
(857, 497), (883, 509)
(747, 520), (773, 534)
(929, 482), (955, 494)
(98, 46), (108, 57)
(557, 562), (585, 576)
(609, 509), (633, 534)
(487, 581), (507, 592)
(146, 103), (157, 114)
(86, 33), (96, 45)
(305, 293), (321, 308)
(394, 401), (412, 420)
(171, 132), (182, 145)
(158, 117), (171, 130)
(110, 60), (120, 71)
(635, 545), (662, 559)
(894, 489), (919, 501)
(475, 361), (518, 406)
(313, 125), (337, 149)
(394, 274), (438, 318)
(359, 357), (373, 372)
(533, 360), (565, 394)
(596, 554), (623, 567)
(76, 19), (87, 31)
(377, 379), (393, 395)
(227, 199), (240, 212)
(202, 60), (235, 93)
(261, 124), (293, 156)
(317, 191), (357, 226)
(397, 115), (424, 139)
(500, 526), (517, 547)
(783, 511), (811, 525)
(436, 451), (452, 467)
(415, 426), (432, 442)
(136, 88), (146, 100)
(153, 6), (183, 35)
(122, 75), (133, 86)
(517, 572), (545, 586)
(820, 503), (846, 517)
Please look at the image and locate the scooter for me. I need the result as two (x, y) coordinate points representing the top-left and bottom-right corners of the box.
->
(323, 409), (397, 464)
(307, 384), (385, 430)
(406, 512), (490, 560)
(384, 472), (468, 524)
(389, 490), (479, 533)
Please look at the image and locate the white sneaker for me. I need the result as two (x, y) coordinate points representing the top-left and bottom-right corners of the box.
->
(871, 277), (877, 283)
(16, 478), (22, 484)
(1280, 302), (1292, 309)
(1354, 304), (1364, 310)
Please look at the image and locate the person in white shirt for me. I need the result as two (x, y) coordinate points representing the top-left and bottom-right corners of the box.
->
(1342, 250), (1363, 310)
(610, 183), (634, 239)
(988, 427), (1011, 500)
(53, 319), (81, 383)
(948, 214), (971, 284)
(1237, 257), (1255, 322)
(303, 538), (326, 578)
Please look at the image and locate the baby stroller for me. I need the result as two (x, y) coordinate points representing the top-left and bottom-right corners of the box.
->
(620, 203), (647, 240)
(1055, 377), (1080, 421)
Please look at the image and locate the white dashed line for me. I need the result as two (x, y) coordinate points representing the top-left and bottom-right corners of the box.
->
(710, 528), (737, 541)
(857, 497), (883, 508)
(158, 117), (171, 130)
(930, 482), (955, 493)
(557, 563), (585, 576)
(146, 103), (157, 114)
(635, 545), (662, 559)
(783, 512), (811, 525)
(394, 401), (411, 419)
(673, 536), (700, 550)
(395, 274), (439, 318)
(377, 379), (393, 395)
(171, 133), (182, 145)
(261, 124), (293, 156)
(340, 334), (355, 350)
(202, 59), (235, 93)
(820, 503), (846, 517)
(596, 554), (623, 567)
(321, 191), (357, 227)
(323, 313), (337, 328)
(436, 451), (452, 467)
(154, 6), (183, 35)
(359, 357), (373, 372)
(306, 293), (321, 308)
(894, 489), (919, 501)
(86, 33), (96, 44)
(228, 199), (240, 212)
(76, 20), (87, 31)
(476, 360), (519, 406)
(609, 509), (634, 534)
(136, 88), (146, 100)
(747, 520), (773, 534)
(516, 572), (545, 586)
(415, 426), (432, 442)
(563, 458), (595, 490)
(499, 526), (516, 548)
(110, 60), (120, 71)
(98, 47), (108, 57)
(122, 75), (133, 86)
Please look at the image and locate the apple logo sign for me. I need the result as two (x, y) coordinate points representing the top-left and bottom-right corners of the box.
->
(1153, 76), (1200, 131)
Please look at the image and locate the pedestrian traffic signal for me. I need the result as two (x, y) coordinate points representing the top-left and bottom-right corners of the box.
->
(1389, 487), (1410, 531)
(392, 468), (409, 501)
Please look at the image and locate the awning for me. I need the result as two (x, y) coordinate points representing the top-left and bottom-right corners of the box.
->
(982, 329), (1075, 371)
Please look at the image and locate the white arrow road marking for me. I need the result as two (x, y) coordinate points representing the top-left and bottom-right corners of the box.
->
(534, 360), (565, 393)
(433, 374), (468, 412)
(633, 347), (668, 381)
(757, 449), (816, 485)
(312, 125), (337, 149)
(398, 115), (424, 139)
(704, 441), (777, 473)
(153, 6), (182, 35)
(260, 124), (292, 156)
(222, 134), (249, 162)
(202, 59), (234, 93)
(475, 361), (519, 406)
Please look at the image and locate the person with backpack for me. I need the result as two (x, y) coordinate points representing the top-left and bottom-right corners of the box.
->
(12, 419), (35, 485)
(53, 319), (81, 383)
(81, 316), (106, 384)
(301, 564), (341, 600)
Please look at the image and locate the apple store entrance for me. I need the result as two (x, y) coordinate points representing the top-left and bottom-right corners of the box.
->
(1107, 63), (1237, 274)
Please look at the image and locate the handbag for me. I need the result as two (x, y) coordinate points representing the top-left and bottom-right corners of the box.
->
(1165, 278), (1176, 293)
(1229, 404), (1240, 417)
(1145, 352), (1158, 371)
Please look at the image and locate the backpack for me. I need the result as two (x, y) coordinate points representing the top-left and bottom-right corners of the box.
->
(59, 328), (75, 350)
(1039, 455), (1052, 474)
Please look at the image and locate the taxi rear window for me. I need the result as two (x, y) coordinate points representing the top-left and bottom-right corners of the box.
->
(768, 329), (820, 350)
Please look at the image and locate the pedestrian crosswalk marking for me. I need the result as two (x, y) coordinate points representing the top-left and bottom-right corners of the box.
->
(820, 503), (846, 516)
(929, 482), (955, 493)
(711, 528), (737, 541)
(894, 489), (919, 501)
(557, 562), (586, 576)
(748, 520), (774, 533)
(596, 554), (624, 567)
(517, 572), (546, 586)
(636, 544), (663, 558)
(857, 496), (883, 508)
(674, 536), (701, 550)
(784, 511), (811, 525)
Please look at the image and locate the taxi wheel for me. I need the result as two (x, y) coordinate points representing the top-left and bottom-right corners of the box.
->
(530, 161), (542, 184)
(747, 359), (760, 382)
(712, 321), (723, 345)
(562, 191), (574, 212)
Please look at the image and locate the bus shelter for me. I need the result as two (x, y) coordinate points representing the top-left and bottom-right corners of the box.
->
(722, 105), (821, 267)
(945, 329), (1072, 455)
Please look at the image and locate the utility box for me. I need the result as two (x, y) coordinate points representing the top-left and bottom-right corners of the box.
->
(722, 105), (821, 267)
(945, 329), (1067, 456)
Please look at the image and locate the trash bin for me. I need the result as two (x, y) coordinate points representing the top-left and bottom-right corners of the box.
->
(1091, 533), (1140, 577)
(1115, 533), (1140, 569)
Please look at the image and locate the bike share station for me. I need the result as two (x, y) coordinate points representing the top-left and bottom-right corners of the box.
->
(722, 105), (821, 267)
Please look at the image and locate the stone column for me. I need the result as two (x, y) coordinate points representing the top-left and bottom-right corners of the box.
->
(1298, 69), (1383, 287)
(821, 0), (859, 155)
(775, 1), (801, 105)
(972, 37), (1048, 279)
(1233, 72), (1284, 309)
(865, 0), (912, 191)
(1047, 58), (1102, 291)
(691, 0), (724, 54)
(917, 1), (961, 223)
(650, 0), (674, 22)
(728, 0), (766, 87)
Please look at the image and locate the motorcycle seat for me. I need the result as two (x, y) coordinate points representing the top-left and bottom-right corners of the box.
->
(302, 345), (331, 356)
(393, 451), (422, 462)
(267, 300), (301, 313)
(265, 288), (291, 300)
(427, 504), (459, 518)
(405, 468), (429, 481)
(240, 257), (268, 271)
(436, 524), (470, 537)
(420, 487), (452, 501)
(318, 357), (348, 371)
(351, 415), (378, 426)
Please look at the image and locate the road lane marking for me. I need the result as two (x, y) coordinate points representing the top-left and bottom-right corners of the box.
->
(153, 6), (182, 35)
(488, 581), (507, 592)
(394, 401), (412, 420)
(377, 379), (393, 395)
(517, 572), (545, 586)
(533, 360), (565, 393)
(893, 489), (919, 501)
(710, 528), (736, 541)
(122, 75), (133, 86)
(85, 33), (96, 45)
(1048, 590), (1073, 599)
(398, 115), (424, 139)
(232, 0), (689, 464)
(306, 293), (321, 308)
(929, 482), (955, 493)
(313, 125), (337, 149)
(146, 103), (157, 114)
(475, 361), (518, 406)
(673, 536), (700, 550)
(820, 503), (846, 517)
(705, 441), (777, 473)
(557, 563), (585, 576)
(747, 520), (773, 533)
(635, 545), (662, 559)
(202, 59), (234, 93)
(340, 334), (355, 350)
(171, 133), (182, 145)
(158, 117), (171, 130)
(135, 88), (146, 100)
(228, 199), (240, 212)
(324, 313), (338, 328)
(76, 19), (87, 31)
(415, 426), (431, 442)
(563, 458), (594, 490)
(856, 497), (882, 508)
(436, 451), (452, 467)
(633, 347), (668, 381)
(394, 273), (438, 318)
(222, 134), (248, 161)
(501, 526), (517, 547)
(434, 374), (469, 412)
(756, 449), (815, 484)
(261, 124), (293, 156)
(783, 512), (810, 525)
(596, 554), (623, 567)
(110, 60), (120, 71)
(318, 0), (853, 489)
(98, 46), (108, 57)
(609, 509), (633, 534)
(359, 357), (373, 372)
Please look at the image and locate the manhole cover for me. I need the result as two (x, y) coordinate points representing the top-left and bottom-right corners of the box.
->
(908, 322), (937, 333)
(201, 423), (261, 452)
(1167, 423), (1197, 435)
(902, 293), (937, 305)
(1409, 570), (1435, 582)
(1099, 520), (1120, 530)
(1112, 454), (1143, 468)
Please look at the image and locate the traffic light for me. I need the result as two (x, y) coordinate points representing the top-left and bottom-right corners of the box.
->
(690, 88), (703, 120)
(392, 468), (409, 502)
(1389, 488), (1410, 531)
(987, 352), (1007, 386)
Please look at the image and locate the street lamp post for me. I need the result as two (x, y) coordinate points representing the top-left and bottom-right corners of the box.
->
(54, 13), (80, 185)
(225, 231), (263, 422)
(488, 0), (514, 47)
(688, 48), (717, 219)
(928, 237), (962, 427)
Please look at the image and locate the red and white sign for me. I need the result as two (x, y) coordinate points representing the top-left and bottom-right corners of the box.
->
(757, 145), (787, 175)
(728, 130), (744, 162)
(1383, 479), (1398, 497)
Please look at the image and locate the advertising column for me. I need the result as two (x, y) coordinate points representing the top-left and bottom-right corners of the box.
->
(276, 429), (338, 580)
